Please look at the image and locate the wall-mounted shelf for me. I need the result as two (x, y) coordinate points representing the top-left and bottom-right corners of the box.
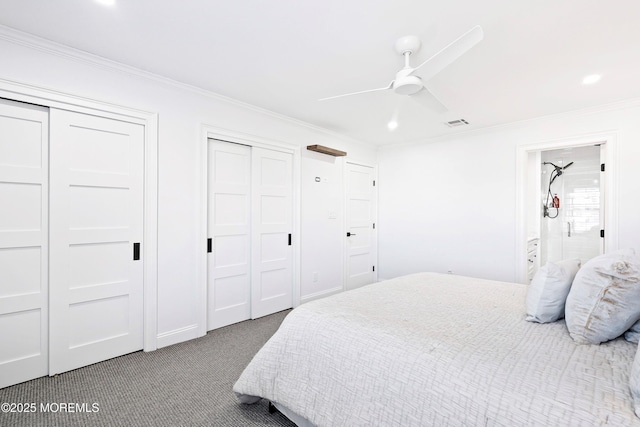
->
(307, 145), (347, 157)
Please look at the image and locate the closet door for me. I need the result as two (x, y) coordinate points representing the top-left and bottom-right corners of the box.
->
(49, 109), (144, 374)
(207, 140), (252, 330)
(0, 100), (49, 388)
(251, 148), (293, 318)
(345, 163), (376, 290)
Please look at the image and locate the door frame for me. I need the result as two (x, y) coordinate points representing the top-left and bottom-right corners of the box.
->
(0, 78), (159, 351)
(515, 131), (618, 283)
(198, 124), (300, 337)
(343, 160), (378, 290)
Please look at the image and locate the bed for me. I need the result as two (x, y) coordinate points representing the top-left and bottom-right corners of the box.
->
(233, 272), (640, 426)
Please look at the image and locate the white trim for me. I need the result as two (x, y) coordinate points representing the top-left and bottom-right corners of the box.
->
(0, 77), (159, 352)
(198, 124), (301, 336)
(379, 98), (640, 150)
(300, 286), (344, 304)
(0, 78), (151, 124)
(0, 24), (369, 150)
(156, 324), (200, 349)
(515, 132), (618, 283)
(142, 113), (159, 352)
(344, 158), (378, 168)
(203, 125), (301, 153)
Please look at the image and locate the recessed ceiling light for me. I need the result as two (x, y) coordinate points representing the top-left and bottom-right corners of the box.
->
(582, 74), (601, 85)
(95, 0), (115, 6)
(387, 120), (398, 131)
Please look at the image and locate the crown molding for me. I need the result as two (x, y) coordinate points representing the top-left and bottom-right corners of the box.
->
(379, 97), (640, 151)
(0, 24), (370, 149)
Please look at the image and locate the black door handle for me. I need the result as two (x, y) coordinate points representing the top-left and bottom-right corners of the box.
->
(347, 232), (356, 237)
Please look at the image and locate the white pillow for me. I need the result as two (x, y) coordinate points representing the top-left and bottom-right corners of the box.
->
(630, 341), (640, 418)
(565, 250), (640, 344)
(525, 259), (581, 323)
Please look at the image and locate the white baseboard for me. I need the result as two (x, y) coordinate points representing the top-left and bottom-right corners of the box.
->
(299, 286), (343, 304)
(156, 324), (200, 349)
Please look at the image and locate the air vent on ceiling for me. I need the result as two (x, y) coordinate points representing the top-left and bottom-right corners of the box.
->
(445, 119), (469, 128)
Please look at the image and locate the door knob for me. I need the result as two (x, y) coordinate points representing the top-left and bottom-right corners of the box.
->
(347, 232), (356, 237)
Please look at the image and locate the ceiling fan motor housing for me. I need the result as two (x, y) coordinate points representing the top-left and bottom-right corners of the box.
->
(394, 75), (423, 95)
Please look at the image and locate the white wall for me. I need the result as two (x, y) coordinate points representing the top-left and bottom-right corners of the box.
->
(0, 29), (376, 347)
(300, 151), (345, 301)
(378, 101), (640, 283)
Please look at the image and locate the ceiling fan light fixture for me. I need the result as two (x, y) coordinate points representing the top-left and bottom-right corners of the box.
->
(582, 74), (601, 85)
(318, 26), (483, 112)
(393, 75), (423, 95)
(387, 120), (398, 130)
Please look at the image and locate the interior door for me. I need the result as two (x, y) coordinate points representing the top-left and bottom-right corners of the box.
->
(345, 162), (376, 290)
(251, 147), (293, 319)
(207, 140), (252, 330)
(49, 109), (144, 375)
(0, 99), (49, 388)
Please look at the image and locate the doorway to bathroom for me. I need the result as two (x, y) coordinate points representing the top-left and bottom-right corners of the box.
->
(538, 145), (604, 268)
(516, 133), (617, 284)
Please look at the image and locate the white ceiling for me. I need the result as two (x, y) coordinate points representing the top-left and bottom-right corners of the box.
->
(1, 0), (639, 146)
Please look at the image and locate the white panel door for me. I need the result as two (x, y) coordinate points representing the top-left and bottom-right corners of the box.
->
(345, 163), (376, 290)
(0, 99), (49, 388)
(49, 109), (144, 374)
(207, 140), (251, 330)
(251, 147), (293, 319)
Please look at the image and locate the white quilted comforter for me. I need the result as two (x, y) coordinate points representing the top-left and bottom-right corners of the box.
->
(234, 272), (640, 426)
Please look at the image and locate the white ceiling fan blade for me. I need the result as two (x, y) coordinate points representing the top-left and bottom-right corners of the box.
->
(410, 87), (448, 114)
(411, 25), (483, 81)
(319, 81), (394, 101)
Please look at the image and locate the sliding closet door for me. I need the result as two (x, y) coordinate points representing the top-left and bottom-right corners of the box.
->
(251, 148), (293, 319)
(49, 109), (144, 375)
(207, 140), (252, 330)
(0, 100), (49, 388)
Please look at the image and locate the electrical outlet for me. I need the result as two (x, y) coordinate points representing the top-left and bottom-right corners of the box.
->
(312, 272), (318, 282)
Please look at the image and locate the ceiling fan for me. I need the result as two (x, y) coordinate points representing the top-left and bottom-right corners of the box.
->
(319, 25), (484, 112)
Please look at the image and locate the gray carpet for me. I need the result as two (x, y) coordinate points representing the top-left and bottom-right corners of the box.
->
(0, 310), (296, 427)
